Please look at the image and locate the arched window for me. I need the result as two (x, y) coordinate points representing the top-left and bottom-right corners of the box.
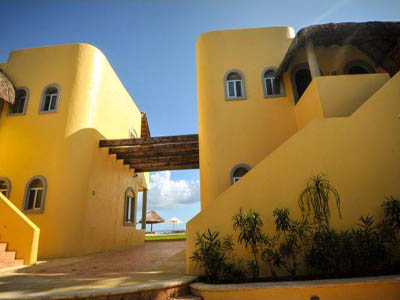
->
(8, 88), (28, 115)
(344, 60), (375, 75)
(24, 176), (47, 213)
(225, 70), (246, 100)
(124, 187), (136, 225)
(291, 64), (312, 104)
(40, 85), (60, 113)
(0, 178), (11, 198)
(262, 67), (284, 98)
(230, 164), (251, 184)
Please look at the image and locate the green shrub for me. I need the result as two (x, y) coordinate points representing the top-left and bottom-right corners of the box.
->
(272, 208), (311, 278)
(190, 229), (245, 283)
(191, 173), (400, 283)
(232, 208), (265, 279)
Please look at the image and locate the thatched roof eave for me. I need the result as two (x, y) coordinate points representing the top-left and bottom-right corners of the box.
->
(276, 21), (400, 79)
(0, 69), (15, 104)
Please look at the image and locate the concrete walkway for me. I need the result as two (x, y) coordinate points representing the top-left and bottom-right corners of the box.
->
(0, 241), (194, 299)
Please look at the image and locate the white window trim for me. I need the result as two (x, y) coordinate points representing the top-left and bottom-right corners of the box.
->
(7, 87), (29, 116)
(23, 175), (47, 214)
(262, 67), (285, 98)
(124, 187), (136, 226)
(224, 69), (246, 101)
(230, 164), (251, 185)
(0, 177), (11, 198)
(39, 84), (61, 114)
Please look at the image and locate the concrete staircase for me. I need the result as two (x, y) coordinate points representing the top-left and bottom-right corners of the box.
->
(0, 242), (24, 269)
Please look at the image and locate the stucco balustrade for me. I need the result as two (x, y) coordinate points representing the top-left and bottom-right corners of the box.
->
(294, 73), (389, 130)
(0, 193), (40, 265)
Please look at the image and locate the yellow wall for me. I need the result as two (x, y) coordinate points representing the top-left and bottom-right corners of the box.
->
(0, 44), (147, 258)
(295, 73), (389, 129)
(187, 72), (400, 275)
(0, 193), (39, 265)
(197, 27), (297, 209)
(191, 277), (400, 300)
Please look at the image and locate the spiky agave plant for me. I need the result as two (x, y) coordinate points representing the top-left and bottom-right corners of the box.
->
(298, 174), (341, 230)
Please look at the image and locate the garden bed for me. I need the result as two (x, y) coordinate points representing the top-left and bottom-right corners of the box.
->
(190, 275), (400, 300)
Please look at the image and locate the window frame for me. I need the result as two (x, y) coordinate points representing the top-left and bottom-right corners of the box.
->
(124, 187), (136, 226)
(7, 87), (29, 116)
(224, 69), (247, 101)
(39, 84), (61, 114)
(262, 67), (285, 98)
(23, 175), (47, 214)
(0, 177), (11, 198)
(343, 60), (375, 75)
(230, 164), (251, 185)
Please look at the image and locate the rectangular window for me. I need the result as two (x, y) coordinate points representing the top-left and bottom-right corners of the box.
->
(235, 81), (242, 97)
(265, 78), (281, 96)
(10, 97), (26, 114)
(44, 96), (51, 111)
(126, 197), (133, 222)
(227, 80), (243, 99)
(27, 190), (36, 209)
(49, 95), (57, 110)
(265, 78), (273, 95)
(27, 188), (43, 210)
(228, 81), (235, 97)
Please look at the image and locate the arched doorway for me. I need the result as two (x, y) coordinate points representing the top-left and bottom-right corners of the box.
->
(291, 64), (312, 104)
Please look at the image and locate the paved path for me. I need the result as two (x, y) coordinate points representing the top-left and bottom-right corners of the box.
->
(0, 241), (189, 299)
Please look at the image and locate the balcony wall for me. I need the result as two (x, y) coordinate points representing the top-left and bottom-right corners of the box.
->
(295, 73), (389, 130)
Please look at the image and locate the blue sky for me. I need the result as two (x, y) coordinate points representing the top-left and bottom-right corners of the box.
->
(1, 0), (399, 231)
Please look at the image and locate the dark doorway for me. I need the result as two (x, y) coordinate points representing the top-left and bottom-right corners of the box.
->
(294, 68), (312, 104)
(347, 65), (369, 74)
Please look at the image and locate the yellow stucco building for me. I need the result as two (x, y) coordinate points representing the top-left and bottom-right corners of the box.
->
(0, 43), (150, 263)
(187, 22), (400, 275)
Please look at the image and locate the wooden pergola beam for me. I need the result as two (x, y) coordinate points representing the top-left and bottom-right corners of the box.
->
(133, 163), (199, 173)
(116, 149), (199, 160)
(99, 134), (198, 148)
(109, 141), (198, 154)
(123, 154), (199, 164)
(128, 159), (199, 169)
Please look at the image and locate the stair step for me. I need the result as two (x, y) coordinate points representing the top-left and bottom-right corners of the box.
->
(0, 251), (16, 262)
(169, 295), (203, 300)
(0, 243), (6, 252)
(0, 259), (24, 269)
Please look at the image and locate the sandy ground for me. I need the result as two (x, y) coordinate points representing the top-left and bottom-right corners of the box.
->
(0, 241), (188, 299)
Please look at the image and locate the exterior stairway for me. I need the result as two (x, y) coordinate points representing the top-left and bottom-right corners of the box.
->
(0, 242), (24, 269)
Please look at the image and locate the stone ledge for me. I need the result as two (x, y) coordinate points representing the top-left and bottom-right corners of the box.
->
(6, 276), (197, 300)
(190, 274), (400, 291)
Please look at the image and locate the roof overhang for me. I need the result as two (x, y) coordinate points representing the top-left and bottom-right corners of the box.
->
(276, 21), (400, 79)
(0, 69), (15, 104)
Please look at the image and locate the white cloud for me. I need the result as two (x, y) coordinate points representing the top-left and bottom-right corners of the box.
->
(147, 171), (200, 208)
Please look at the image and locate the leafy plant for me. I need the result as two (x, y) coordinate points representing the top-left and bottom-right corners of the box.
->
(261, 234), (280, 280)
(272, 208), (311, 278)
(298, 174), (341, 230)
(382, 196), (400, 232)
(232, 208), (265, 279)
(190, 229), (235, 282)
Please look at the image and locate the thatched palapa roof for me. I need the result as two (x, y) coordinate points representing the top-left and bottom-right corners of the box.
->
(139, 210), (165, 224)
(0, 69), (15, 104)
(141, 112), (151, 138)
(276, 21), (400, 79)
